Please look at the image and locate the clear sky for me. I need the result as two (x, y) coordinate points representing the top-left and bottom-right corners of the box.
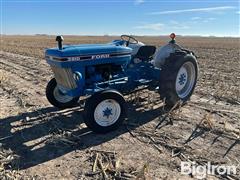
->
(1, 0), (240, 37)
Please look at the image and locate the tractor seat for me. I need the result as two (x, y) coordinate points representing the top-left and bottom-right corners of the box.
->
(134, 46), (156, 61)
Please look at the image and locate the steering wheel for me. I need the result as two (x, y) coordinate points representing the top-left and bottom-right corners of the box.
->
(120, 35), (138, 46)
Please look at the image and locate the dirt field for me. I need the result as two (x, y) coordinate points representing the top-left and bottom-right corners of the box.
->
(0, 35), (239, 179)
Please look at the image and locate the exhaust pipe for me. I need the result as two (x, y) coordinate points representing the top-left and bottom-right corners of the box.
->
(56, 35), (64, 50)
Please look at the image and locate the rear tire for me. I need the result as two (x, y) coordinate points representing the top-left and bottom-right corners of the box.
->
(84, 90), (127, 133)
(46, 78), (79, 109)
(159, 52), (198, 108)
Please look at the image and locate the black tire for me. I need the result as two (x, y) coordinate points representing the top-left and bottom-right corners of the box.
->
(159, 51), (198, 108)
(84, 89), (127, 133)
(46, 78), (79, 109)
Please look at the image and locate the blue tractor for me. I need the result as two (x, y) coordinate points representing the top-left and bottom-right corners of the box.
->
(45, 34), (198, 133)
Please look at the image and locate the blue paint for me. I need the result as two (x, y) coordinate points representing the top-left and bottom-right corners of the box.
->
(46, 42), (132, 57)
(179, 73), (186, 85)
(103, 107), (113, 118)
(45, 38), (162, 98)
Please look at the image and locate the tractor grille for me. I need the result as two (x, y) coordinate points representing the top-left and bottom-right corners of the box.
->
(50, 66), (77, 89)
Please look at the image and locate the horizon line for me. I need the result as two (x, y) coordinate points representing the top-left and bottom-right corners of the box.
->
(1, 33), (240, 38)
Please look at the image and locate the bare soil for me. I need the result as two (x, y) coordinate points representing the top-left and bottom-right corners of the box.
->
(0, 36), (239, 179)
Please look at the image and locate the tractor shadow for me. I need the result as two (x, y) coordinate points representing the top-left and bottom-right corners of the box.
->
(0, 101), (164, 170)
(184, 124), (211, 144)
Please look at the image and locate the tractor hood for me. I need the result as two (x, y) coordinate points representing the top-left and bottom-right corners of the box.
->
(45, 43), (132, 58)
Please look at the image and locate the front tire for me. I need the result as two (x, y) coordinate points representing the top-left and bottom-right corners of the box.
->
(159, 52), (198, 107)
(46, 78), (79, 109)
(84, 90), (127, 133)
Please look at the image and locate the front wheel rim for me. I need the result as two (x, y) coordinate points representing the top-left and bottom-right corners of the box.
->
(53, 86), (74, 103)
(94, 99), (121, 127)
(175, 61), (196, 99)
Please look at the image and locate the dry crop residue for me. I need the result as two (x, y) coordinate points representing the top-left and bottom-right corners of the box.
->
(0, 36), (239, 179)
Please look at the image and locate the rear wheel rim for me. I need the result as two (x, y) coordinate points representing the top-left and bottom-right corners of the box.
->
(94, 99), (121, 127)
(53, 86), (74, 103)
(175, 61), (196, 99)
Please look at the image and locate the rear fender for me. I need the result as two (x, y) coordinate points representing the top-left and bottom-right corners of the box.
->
(153, 43), (182, 68)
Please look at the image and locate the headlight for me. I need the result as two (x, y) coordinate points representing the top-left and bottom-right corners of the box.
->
(73, 72), (82, 82)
